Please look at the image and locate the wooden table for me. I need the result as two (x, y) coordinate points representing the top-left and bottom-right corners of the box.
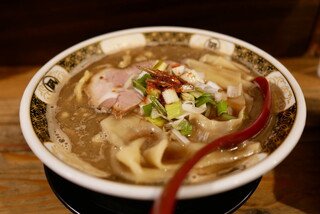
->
(1, 57), (319, 213)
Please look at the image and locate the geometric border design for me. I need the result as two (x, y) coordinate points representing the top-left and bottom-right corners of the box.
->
(233, 45), (278, 76)
(263, 103), (297, 152)
(58, 42), (102, 72)
(29, 31), (297, 153)
(144, 31), (192, 46)
(30, 94), (50, 142)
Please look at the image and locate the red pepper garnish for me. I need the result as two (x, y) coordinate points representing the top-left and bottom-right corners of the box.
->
(147, 69), (183, 91)
(146, 81), (159, 91)
(149, 76), (272, 214)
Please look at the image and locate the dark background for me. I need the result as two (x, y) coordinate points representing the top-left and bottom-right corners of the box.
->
(1, 0), (319, 65)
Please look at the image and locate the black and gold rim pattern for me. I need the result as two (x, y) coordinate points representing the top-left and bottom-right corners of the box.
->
(144, 32), (191, 46)
(233, 45), (277, 76)
(263, 104), (297, 152)
(30, 31), (297, 155)
(58, 42), (102, 72)
(30, 42), (103, 142)
(30, 94), (50, 142)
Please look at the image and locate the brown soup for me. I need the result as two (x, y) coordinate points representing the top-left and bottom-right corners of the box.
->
(47, 45), (275, 185)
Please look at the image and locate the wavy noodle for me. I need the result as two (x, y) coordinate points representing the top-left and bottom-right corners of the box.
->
(116, 138), (145, 175)
(52, 47), (271, 185)
(194, 142), (262, 168)
(189, 108), (246, 143)
(179, 141), (263, 183)
(143, 138), (168, 169)
(109, 146), (177, 184)
(74, 70), (92, 102)
(101, 114), (181, 183)
(100, 114), (166, 147)
(99, 109), (263, 184)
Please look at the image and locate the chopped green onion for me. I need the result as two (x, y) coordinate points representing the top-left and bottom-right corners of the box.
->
(132, 79), (147, 96)
(150, 95), (167, 116)
(165, 101), (182, 120)
(142, 103), (153, 116)
(216, 100), (228, 116)
(201, 93), (212, 97)
(132, 73), (151, 96)
(219, 113), (236, 121)
(195, 95), (215, 107)
(172, 119), (192, 136)
(146, 116), (166, 127)
(137, 73), (151, 87)
(179, 119), (192, 136)
(153, 61), (168, 71)
(181, 92), (195, 101)
(189, 90), (203, 98)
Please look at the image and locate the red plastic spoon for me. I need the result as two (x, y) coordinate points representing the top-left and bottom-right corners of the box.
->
(150, 76), (272, 214)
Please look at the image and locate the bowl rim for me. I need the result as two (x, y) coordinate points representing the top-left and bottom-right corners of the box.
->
(20, 26), (306, 200)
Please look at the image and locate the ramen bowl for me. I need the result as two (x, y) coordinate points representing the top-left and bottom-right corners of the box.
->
(20, 27), (306, 205)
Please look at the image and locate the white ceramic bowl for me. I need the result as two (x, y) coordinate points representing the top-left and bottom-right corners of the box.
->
(20, 26), (306, 200)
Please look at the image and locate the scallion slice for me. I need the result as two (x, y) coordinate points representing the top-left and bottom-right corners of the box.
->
(132, 79), (147, 96)
(165, 101), (182, 120)
(146, 116), (166, 127)
(189, 90), (203, 98)
(137, 73), (151, 87)
(142, 103), (153, 116)
(153, 61), (168, 71)
(181, 92), (195, 101)
(172, 118), (193, 136)
(178, 119), (193, 136)
(150, 95), (167, 116)
(216, 100), (228, 116)
(195, 95), (215, 107)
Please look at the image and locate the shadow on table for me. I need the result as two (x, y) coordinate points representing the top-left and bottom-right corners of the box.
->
(273, 104), (320, 213)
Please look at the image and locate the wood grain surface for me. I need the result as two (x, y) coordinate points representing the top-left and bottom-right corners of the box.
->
(0, 57), (319, 213)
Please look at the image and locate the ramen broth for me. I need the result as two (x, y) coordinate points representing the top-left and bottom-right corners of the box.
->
(48, 45), (274, 185)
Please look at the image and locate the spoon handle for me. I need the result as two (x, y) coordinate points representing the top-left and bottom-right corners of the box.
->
(150, 76), (272, 214)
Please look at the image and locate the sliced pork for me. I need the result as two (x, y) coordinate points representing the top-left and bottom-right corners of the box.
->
(85, 61), (155, 117)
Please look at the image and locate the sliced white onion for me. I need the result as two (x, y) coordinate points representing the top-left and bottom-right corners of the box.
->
(176, 113), (189, 120)
(214, 91), (227, 102)
(171, 129), (190, 144)
(137, 70), (149, 79)
(151, 108), (161, 119)
(150, 108), (169, 120)
(171, 118), (184, 129)
(206, 81), (221, 91)
(227, 83), (242, 98)
(196, 81), (221, 94)
(180, 68), (204, 84)
(172, 65), (185, 76)
(182, 101), (206, 114)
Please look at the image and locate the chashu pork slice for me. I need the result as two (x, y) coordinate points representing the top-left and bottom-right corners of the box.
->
(85, 61), (155, 117)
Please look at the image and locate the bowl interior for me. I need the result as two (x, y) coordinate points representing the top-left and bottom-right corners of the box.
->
(20, 26), (306, 200)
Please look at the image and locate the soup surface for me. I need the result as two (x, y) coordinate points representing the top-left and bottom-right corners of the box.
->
(48, 45), (275, 185)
